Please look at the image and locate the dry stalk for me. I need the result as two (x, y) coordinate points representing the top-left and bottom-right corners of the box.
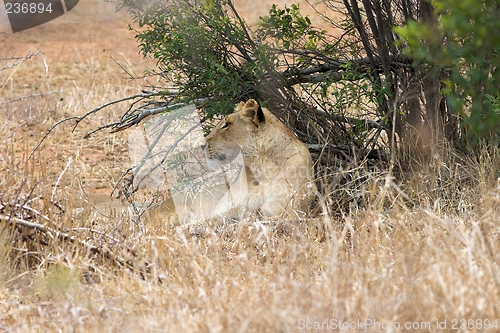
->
(0, 212), (151, 278)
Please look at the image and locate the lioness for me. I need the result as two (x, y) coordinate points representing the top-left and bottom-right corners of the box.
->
(78, 100), (314, 223)
(203, 99), (315, 217)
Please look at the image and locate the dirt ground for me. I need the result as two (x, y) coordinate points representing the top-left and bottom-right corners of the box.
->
(1, 0), (153, 197)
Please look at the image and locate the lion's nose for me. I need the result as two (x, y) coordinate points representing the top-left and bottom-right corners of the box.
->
(200, 144), (206, 150)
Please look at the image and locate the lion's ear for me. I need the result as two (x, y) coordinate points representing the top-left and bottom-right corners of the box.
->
(241, 99), (265, 127)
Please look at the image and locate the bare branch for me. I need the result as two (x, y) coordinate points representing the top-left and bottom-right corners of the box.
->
(109, 97), (209, 133)
(0, 50), (42, 71)
(0, 213), (150, 274)
(72, 91), (166, 130)
(0, 91), (64, 105)
(29, 91), (174, 159)
(281, 55), (411, 85)
(29, 115), (81, 161)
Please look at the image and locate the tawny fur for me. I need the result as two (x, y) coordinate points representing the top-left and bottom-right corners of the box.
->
(204, 99), (315, 216)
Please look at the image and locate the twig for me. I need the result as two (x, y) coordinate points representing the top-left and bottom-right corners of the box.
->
(51, 156), (72, 202)
(0, 51), (42, 91)
(84, 121), (123, 138)
(307, 143), (388, 161)
(72, 91), (165, 131)
(0, 91), (64, 105)
(28, 115), (80, 161)
(110, 56), (135, 80)
(109, 98), (207, 134)
(109, 105), (169, 133)
(0, 50), (42, 72)
(0, 214), (49, 234)
(314, 108), (384, 131)
(29, 91), (166, 160)
(15, 203), (49, 221)
(70, 227), (123, 244)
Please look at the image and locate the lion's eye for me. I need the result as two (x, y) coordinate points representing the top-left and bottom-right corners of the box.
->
(221, 122), (231, 129)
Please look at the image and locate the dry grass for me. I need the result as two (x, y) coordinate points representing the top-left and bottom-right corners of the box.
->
(2, 2), (500, 333)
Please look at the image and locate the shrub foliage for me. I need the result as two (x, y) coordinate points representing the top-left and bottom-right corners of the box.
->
(119, 0), (500, 158)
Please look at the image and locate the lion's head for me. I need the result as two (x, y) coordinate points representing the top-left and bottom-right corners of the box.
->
(203, 99), (265, 159)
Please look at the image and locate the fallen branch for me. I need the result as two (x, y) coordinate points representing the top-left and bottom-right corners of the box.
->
(0, 213), (150, 276)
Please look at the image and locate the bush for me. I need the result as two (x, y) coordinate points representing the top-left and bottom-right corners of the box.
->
(396, 0), (500, 145)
